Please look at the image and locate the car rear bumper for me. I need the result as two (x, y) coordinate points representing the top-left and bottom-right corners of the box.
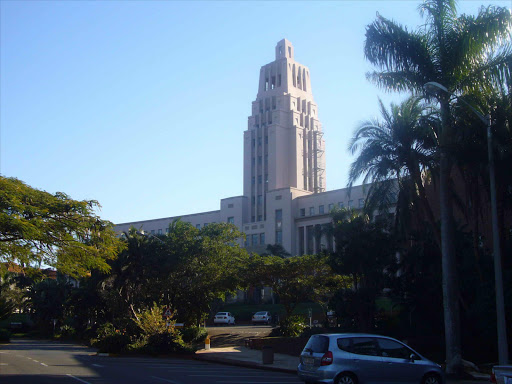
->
(297, 363), (336, 383)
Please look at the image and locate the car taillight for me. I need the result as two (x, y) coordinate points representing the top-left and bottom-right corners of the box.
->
(321, 351), (333, 366)
(490, 371), (496, 383)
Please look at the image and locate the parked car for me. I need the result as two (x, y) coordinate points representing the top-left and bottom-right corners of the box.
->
(297, 333), (444, 384)
(252, 311), (272, 325)
(491, 365), (512, 384)
(213, 312), (235, 325)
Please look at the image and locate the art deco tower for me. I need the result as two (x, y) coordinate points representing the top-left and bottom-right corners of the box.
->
(243, 39), (326, 223)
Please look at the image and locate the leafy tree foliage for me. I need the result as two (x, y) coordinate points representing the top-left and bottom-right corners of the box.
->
(99, 221), (249, 325)
(329, 208), (397, 332)
(246, 253), (344, 317)
(27, 278), (72, 334)
(261, 243), (290, 257)
(363, 0), (511, 372)
(0, 176), (123, 277)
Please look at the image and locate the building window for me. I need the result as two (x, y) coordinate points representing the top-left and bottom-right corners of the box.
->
(251, 215), (255, 222)
(260, 233), (265, 245)
(265, 136), (268, 144)
(319, 205), (324, 214)
(151, 230), (155, 235)
(258, 156), (262, 165)
(228, 203), (234, 208)
(306, 225), (314, 254)
(196, 224), (200, 229)
(328, 203), (334, 211)
(276, 230), (282, 245)
(339, 202), (344, 208)
(258, 215), (262, 221)
(252, 139), (255, 147)
(275, 195), (282, 200)
(348, 200), (354, 208)
(258, 137), (262, 146)
(257, 195), (263, 205)
(258, 175), (262, 184)
(252, 177), (255, 185)
(252, 157), (255, 166)
(298, 227), (305, 255)
(245, 236), (250, 247)
(158, 229), (162, 235)
(166, 228), (170, 233)
(309, 207), (315, 216)
(204, 223), (208, 228)
(251, 196), (255, 206)
(252, 234), (259, 245)
(275, 209), (282, 232)
(300, 208), (305, 217)
(359, 198), (365, 208)
(227, 217), (234, 224)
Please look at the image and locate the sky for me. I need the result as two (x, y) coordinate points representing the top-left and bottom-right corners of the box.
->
(2, 0), (511, 224)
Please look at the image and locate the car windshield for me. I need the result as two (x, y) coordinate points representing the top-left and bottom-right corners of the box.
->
(304, 335), (329, 353)
(216, 312), (227, 316)
(255, 312), (267, 315)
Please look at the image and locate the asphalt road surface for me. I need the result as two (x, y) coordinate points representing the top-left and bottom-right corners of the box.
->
(0, 339), (302, 384)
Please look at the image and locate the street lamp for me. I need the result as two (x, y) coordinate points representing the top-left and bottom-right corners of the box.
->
(424, 81), (509, 364)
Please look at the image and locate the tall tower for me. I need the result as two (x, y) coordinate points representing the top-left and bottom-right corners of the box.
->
(243, 39), (326, 223)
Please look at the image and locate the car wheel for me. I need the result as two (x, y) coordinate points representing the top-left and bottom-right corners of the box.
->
(336, 373), (357, 384)
(422, 374), (441, 384)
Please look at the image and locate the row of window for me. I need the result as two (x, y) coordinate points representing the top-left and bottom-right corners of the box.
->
(251, 136), (269, 147)
(245, 233), (266, 247)
(299, 199), (365, 217)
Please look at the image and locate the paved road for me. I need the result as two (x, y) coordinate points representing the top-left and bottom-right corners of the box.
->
(0, 339), (302, 384)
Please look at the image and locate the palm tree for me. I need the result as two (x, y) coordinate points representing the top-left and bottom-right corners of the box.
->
(348, 96), (439, 243)
(364, 0), (512, 373)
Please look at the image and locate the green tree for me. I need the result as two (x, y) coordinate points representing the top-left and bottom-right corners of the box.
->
(261, 244), (290, 257)
(363, 0), (512, 372)
(329, 208), (397, 332)
(27, 278), (72, 334)
(99, 221), (249, 326)
(246, 253), (343, 317)
(0, 176), (123, 277)
(349, 96), (438, 242)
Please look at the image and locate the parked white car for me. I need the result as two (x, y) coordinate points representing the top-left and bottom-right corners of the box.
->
(213, 312), (235, 325)
(252, 311), (272, 325)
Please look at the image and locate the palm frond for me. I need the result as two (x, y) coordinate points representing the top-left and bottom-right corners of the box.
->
(365, 14), (435, 84)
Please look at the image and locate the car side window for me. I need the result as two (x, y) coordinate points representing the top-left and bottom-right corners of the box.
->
(351, 337), (379, 356)
(337, 338), (352, 352)
(377, 338), (414, 359)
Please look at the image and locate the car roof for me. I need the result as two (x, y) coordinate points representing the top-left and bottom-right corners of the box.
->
(313, 333), (398, 339)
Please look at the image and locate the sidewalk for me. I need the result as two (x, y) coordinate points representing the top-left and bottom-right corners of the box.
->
(194, 346), (490, 383)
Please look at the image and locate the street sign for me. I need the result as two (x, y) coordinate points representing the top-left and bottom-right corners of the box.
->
(163, 307), (172, 318)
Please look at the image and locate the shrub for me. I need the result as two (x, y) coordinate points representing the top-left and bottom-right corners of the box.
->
(0, 328), (11, 343)
(179, 326), (208, 343)
(96, 333), (130, 354)
(135, 303), (173, 337)
(58, 325), (76, 339)
(94, 322), (130, 354)
(146, 332), (190, 355)
(276, 315), (307, 337)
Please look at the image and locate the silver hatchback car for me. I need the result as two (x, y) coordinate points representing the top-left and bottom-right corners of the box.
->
(297, 333), (444, 384)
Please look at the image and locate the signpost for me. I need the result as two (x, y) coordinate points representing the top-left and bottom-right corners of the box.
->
(162, 307), (172, 318)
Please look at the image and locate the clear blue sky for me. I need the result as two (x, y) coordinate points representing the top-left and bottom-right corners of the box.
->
(2, 0), (509, 224)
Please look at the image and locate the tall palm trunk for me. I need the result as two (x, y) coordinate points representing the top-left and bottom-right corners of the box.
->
(439, 99), (462, 374)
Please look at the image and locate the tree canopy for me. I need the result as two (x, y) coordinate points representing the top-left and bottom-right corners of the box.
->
(0, 176), (123, 277)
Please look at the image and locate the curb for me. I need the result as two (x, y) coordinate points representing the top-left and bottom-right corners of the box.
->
(193, 353), (296, 374)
